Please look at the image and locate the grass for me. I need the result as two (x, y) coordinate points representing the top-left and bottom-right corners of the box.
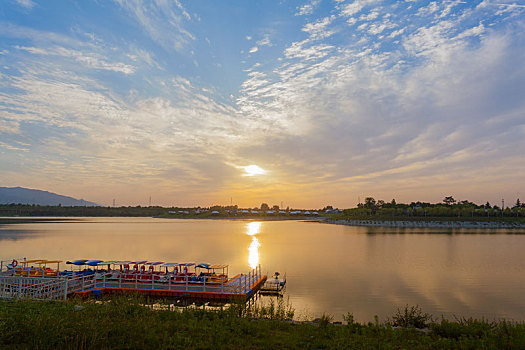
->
(0, 298), (524, 349)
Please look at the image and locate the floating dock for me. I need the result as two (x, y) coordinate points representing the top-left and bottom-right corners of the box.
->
(0, 259), (266, 303)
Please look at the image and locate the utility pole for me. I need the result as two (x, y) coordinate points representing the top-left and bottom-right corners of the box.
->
(149, 196), (152, 207)
(112, 199), (115, 207)
(502, 199), (504, 217)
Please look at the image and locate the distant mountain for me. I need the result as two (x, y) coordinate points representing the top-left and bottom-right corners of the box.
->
(0, 187), (99, 206)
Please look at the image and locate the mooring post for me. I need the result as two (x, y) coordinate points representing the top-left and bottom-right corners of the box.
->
(64, 278), (68, 300)
(18, 276), (22, 298)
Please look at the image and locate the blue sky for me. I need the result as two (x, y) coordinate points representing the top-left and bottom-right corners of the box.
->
(1, 0), (524, 207)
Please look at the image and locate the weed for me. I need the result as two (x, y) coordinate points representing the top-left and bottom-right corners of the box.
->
(389, 304), (433, 328)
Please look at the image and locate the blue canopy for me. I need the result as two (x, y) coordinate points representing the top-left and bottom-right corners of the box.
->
(85, 260), (104, 266)
(66, 259), (89, 265)
(196, 263), (211, 269)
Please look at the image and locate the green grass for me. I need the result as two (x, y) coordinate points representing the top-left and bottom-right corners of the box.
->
(1, 299), (524, 349)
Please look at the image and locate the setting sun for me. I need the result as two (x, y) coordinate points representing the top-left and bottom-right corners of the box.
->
(243, 165), (266, 177)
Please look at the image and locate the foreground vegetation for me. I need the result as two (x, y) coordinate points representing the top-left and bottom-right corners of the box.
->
(0, 297), (523, 349)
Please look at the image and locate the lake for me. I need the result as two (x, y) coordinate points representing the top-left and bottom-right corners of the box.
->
(1, 217), (524, 322)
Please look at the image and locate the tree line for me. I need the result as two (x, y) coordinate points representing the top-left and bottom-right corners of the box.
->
(347, 196), (524, 218)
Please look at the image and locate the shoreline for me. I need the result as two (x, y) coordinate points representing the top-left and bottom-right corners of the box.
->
(324, 219), (525, 229)
(1, 216), (524, 229)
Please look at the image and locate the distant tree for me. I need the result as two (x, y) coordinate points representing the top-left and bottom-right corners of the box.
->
(485, 201), (491, 209)
(323, 205), (334, 211)
(260, 203), (269, 211)
(391, 199), (396, 206)
(364, 197), (376, 210)
(514, 198), (521, 208)
(443, 196), (456, 205)
(272, 205), (279, 211)
(377, 200), (385, 208)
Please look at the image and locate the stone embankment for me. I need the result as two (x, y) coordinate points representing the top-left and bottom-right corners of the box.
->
(325, 219), (525, 229)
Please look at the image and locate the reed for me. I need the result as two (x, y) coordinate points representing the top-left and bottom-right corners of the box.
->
(1, 298), (524, 349)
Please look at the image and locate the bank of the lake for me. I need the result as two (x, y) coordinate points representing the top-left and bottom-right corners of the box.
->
(1, 298), (524, 349)
(324, 218), (525, 229)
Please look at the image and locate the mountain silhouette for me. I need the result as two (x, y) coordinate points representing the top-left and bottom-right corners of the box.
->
(0, 187), (99, 206)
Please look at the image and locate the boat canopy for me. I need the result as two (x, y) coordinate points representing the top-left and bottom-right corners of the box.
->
(196, 263), (211, 269)
(160, 262), (178, 267)
(130, 260), (147, 265)
(209, 264), (228, 269)
(25, 259), (46, 264)
(100, 260), (121, 265)
(145, 261), (164, 266)
(66, 259), (89, 265)
(115, 261), (132, 265)
(85, 260), (104, 266)
(178, 262), (195, 267)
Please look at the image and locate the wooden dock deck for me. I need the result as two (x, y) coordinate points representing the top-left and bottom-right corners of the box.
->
(74, 273), (267, 302)
(1, 265), (266, 303)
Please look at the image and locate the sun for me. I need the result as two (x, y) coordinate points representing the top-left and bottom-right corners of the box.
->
(243, 165), (266, 176)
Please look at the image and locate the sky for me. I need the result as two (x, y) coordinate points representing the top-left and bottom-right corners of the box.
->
(0, 0), (524, 208)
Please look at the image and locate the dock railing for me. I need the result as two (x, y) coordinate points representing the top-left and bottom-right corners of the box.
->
(93, 264), (262, 295)
(1, 275), (65, 300)
(1, 264), (264, 300)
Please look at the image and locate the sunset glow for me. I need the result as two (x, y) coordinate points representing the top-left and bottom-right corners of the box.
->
(246, 222), (261, 269)
(1, 1), (524, 207)
(242, 165), (266, 177)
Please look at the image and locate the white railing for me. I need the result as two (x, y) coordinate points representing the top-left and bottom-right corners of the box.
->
(0, 265), (264, 300)
(0, 275), (65, 300)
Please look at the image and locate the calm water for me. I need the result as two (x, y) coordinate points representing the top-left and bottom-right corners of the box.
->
(1, 217), (524, 322)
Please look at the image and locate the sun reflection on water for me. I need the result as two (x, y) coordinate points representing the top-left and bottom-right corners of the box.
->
(246, 222), (261, 269)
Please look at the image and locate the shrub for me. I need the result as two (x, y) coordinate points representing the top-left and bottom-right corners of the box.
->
(389, 305), (433, 328)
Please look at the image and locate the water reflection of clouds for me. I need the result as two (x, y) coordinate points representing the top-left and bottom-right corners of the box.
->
(246, 222), (261, 269)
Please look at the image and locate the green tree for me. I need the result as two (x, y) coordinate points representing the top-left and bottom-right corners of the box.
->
(260, 203), (269, 211)
(364, 197), (376, 210)
(443, 196), (456, 205)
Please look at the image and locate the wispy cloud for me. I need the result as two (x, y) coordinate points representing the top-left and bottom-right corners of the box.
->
(16, 45), (136, 74)
(296, 0), (321, 16)
(114, 0), (194, 52)
(234, 1), (525, 204)
(16, 0), (35, 10)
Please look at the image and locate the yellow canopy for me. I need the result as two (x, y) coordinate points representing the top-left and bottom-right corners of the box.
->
(209, 264), (228, 269)
(24, 259), (45, 264)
